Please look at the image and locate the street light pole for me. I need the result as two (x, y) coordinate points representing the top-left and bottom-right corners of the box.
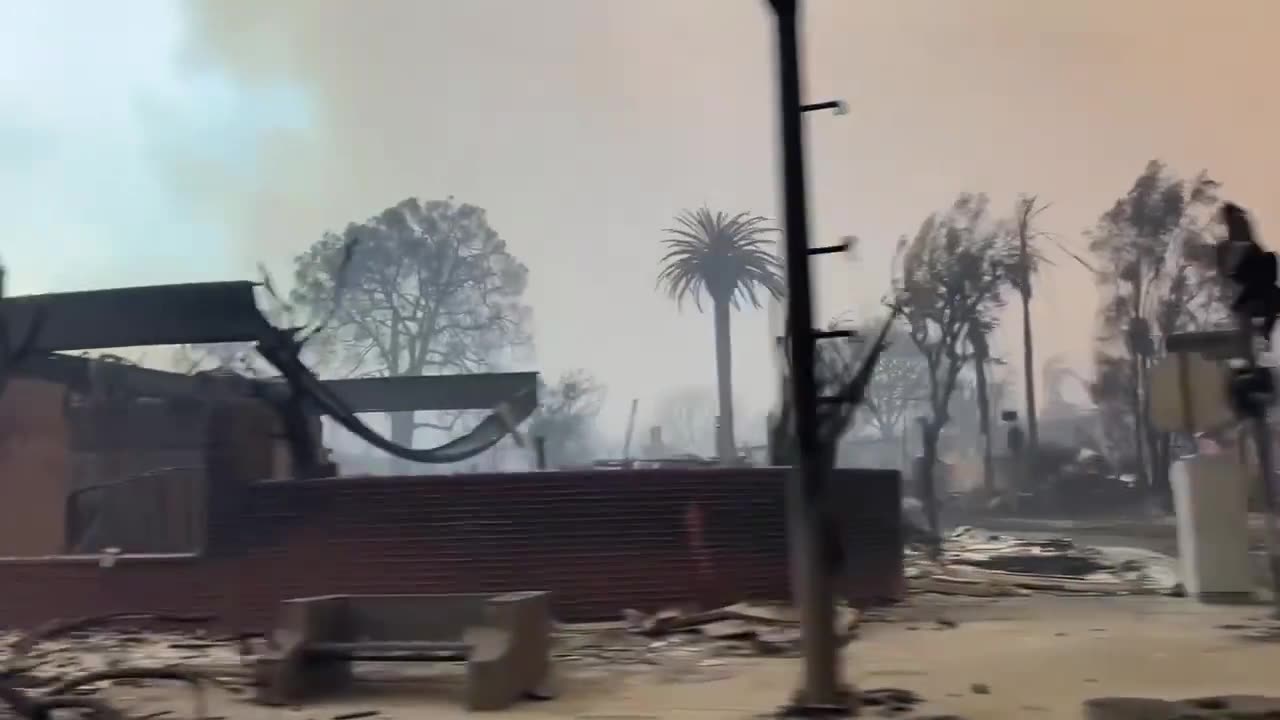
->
(765, 0), (847, 712)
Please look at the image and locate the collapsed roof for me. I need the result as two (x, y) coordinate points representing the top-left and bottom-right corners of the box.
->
(0, 281), (537, 470)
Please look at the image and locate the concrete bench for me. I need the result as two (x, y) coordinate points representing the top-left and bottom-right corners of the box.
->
(254, 591), (552, 711)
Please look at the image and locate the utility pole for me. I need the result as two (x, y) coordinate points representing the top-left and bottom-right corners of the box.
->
(765, 0), (851, 713)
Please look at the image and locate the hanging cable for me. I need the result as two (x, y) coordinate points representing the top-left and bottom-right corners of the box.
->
(255, 325), (536, 466)
(248, 234), (536, 467)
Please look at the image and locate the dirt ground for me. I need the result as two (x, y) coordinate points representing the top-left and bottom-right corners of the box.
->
(88, 593), (1280, 720)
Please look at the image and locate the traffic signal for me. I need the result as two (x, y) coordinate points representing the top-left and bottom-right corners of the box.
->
(1217, 203), (1280, 339)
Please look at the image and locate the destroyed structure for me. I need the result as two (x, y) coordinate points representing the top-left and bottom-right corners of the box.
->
(0, 281), (539, 557)
(0, 280), (905, 626)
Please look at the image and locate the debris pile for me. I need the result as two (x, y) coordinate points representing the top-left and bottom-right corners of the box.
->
(0, 613), (239, 720)
(907, 527), (1180, 597)
(0, 629), (247, 689)
(554, 602), (861, 680)
(1083, 694), (1280, 720)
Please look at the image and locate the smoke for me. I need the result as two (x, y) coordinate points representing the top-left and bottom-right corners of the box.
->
(173, 0), (776, 270)
(170, 0), (1280, 432)
(169, 0), (789, 429)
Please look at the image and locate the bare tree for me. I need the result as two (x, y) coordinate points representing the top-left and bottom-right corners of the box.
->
(1087, 161), (1223, 499)
(528, 369), (605, 467)
(651, 386), (728, 456)
(771, 310), (899, 469)
(896, 194), (1017, 540)
(289, 197), (531, 462)
(853, 324), (927, 441)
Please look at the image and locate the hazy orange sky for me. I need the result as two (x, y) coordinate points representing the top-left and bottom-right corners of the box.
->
(54, 0), (1280, 438)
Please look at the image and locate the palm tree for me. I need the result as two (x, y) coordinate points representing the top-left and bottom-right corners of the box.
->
(968, 322), (996, 495)
(657, 208), (786, 463)
(1012, 195), (1051, 468)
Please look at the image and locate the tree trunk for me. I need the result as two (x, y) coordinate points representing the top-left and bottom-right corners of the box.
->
(1150, 430), (1172, 510)
(389, 411), (416, 474)
(1139, 356), (1168, 505)
(1019, 281), (1039, 463)
(1128, 277), (1152, 494)
(974, 351), (994, 496)
(712, 299), (737, 464)
(919, 420), (943, 557)
(1130, 348), (1149, 491)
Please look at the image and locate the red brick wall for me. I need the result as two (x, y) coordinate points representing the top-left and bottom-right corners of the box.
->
(0, 467), (902, 631)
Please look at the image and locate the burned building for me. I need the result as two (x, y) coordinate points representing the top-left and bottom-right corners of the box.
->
(0, 281), (537, 557)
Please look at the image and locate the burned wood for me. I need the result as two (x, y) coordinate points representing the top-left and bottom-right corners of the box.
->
(26, 668), (207, 720)
(0, 677), (128, 720)
(0, 282), (270, 352)
(28, 695), (126, 720)
(10, 613), (215, 659)
(0, 679), (39, 717)
(44, 667), (207, 699)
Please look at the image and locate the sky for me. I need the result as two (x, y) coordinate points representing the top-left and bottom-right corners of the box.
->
(5, 0), (1280, 443)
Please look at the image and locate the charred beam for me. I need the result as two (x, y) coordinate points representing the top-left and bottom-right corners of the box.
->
(289, 372), (539, 414)
(11, 353), (538, 415)
(1, 282), (269, 352)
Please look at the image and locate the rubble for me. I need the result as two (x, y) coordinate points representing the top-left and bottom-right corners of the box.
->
(1084, 694), (1280, 720)
(856, 687), (971, 719)
(622, 602), (859, 648)
(0, 629), (247, 688)
(906, 527), (1180, 597)
(0, 600), (860, 709)
(0, 621), (247, 720)
(624, 602), (858, 637)
(555, 601), (861, 680)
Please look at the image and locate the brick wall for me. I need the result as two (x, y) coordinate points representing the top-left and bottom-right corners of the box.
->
(0, 379), (70, 555)
(0, 467), (903, 631)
